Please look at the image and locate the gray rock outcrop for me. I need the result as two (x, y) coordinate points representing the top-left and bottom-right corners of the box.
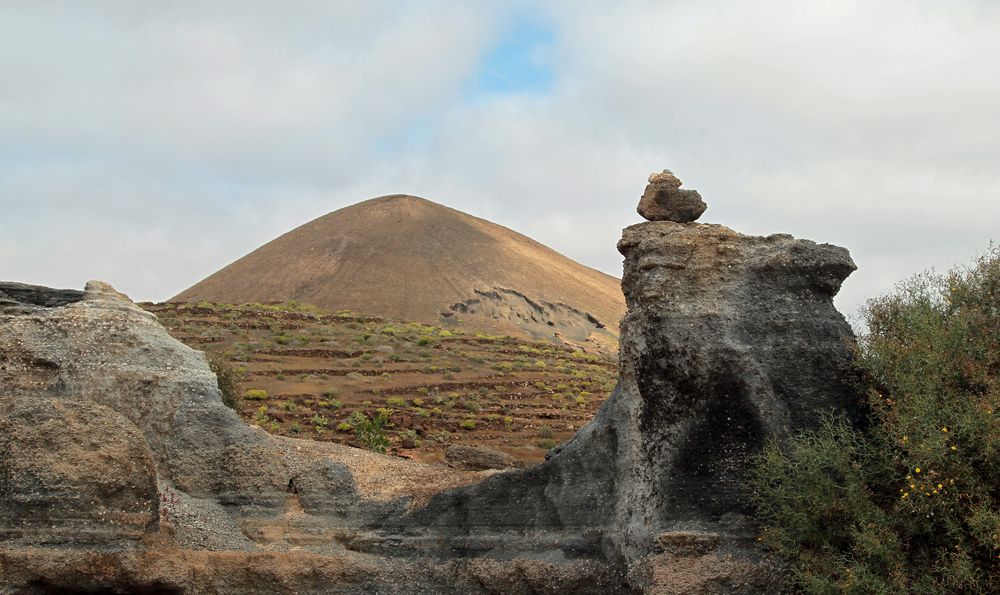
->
(379, 219), (859, 592)
(637, 170), (707, 222)
(0, 203), (861, 593)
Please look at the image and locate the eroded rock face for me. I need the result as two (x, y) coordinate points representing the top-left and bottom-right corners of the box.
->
(615, 222), (860, 538)
(0, 215), (860, 593)
(374, 220), (858, 592)
(0, 396), (158, 548)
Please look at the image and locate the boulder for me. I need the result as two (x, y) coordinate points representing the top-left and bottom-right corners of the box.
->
(637, 170), (707, 223)
(445, 444), (525, 471)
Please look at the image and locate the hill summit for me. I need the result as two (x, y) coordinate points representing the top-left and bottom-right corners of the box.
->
(173, 195), (625, 350)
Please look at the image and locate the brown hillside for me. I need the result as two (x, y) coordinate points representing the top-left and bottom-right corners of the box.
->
(173, 195), (625, 349)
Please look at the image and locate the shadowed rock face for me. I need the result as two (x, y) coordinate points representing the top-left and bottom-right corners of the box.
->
(376, 220), (860, 591)
(0, 219), (860, 593)
(616, 222), (860, 535)
(0, 281), (83, 309)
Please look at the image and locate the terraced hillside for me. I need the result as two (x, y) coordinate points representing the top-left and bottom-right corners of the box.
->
(142, 301), (618, 465)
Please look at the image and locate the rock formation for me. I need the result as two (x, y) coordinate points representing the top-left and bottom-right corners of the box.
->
(637, 170), (707, 223)
(0, 180), (861, 593)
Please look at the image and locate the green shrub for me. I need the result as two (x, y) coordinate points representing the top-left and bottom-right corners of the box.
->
(244, 389), (268, 401)
(460, 419), (476, 430)
(752, 247), (1000, 594)
(208, 353), (244, 411)
(386, 396), (408, 408)
(349, 409), (392, 453)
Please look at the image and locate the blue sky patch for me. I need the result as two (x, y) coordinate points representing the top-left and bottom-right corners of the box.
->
(373, 14), (557, 158)
(466, 15), (556, 98)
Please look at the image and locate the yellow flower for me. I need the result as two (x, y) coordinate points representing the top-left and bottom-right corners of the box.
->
(901, 492), (909, 499)
(951, 445), (957, 451)
(915, 467), (922, 474)
(937, 483), (943, 490)
(941, 427), (949, 433)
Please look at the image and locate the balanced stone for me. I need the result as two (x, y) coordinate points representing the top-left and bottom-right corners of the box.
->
(637, 169), (707, 223)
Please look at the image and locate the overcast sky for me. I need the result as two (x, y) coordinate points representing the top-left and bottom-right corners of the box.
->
(2, 1), (998, 324)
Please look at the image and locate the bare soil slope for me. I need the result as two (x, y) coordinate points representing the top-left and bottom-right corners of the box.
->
(173, 195), (625, 348)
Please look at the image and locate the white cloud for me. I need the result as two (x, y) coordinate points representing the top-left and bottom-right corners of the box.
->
(2, 1), (998, 323)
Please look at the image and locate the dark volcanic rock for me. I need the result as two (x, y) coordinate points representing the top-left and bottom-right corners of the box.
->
(637, 170), (707, 223)
(0, 281), (84, 313)
(0, 212), (860, 593)
(615, 222), (860, 525)
(385, 220), (858, 592)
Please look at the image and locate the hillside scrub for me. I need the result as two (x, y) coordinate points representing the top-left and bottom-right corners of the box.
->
(208, 353), (244, 411)
(752, 247), (999, 593)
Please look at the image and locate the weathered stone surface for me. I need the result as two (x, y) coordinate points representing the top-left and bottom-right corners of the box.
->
(383, 220), (857, 592)
(0, 212), (859, 592)
(0, 281), (540, 591)
(445, 444), (525, 471)
(0, 396), (158, 548)
(637, 170), (707, 223)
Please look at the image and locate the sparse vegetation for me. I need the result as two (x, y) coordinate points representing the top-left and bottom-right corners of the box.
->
(244, 389), (268, 401)
(208, 353), (244, 411)
(144, 299), (618, 464)
(349, 409), (392, 453)
(752, 247), (1000, 593)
